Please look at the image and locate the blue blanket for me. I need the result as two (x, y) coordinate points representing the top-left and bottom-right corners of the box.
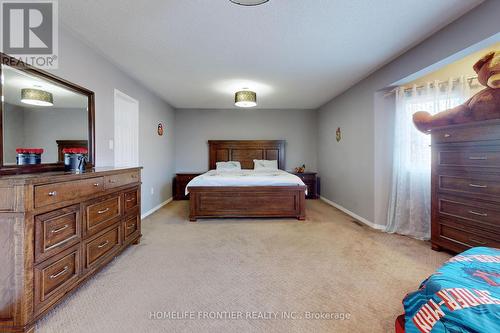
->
(404, 247), (500, 333)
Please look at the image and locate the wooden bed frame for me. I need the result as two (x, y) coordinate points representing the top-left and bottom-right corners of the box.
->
(188, 140), (306, 221)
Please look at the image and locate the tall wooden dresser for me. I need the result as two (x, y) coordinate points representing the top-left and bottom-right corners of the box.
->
(431, 120), (500, 253)
(0, 167), (142, 333)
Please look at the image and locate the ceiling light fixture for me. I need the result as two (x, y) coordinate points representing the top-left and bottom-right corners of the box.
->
(21, 88), (54, 106)
(229, 0), (269, 6)
(235, 90), (257, 108)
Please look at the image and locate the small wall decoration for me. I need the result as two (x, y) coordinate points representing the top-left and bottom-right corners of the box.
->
(157, 122), (164, 136)
(336, 127), (342, 142)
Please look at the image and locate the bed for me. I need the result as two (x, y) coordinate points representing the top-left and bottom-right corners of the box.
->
(396, 247), (500, 333)
(186, 140), (307, 221)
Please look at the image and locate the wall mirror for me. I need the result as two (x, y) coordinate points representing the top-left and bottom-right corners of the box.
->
(0, 53), (95, 174)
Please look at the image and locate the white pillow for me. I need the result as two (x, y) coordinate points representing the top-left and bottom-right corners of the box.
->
(253, 159), (278, 170)
(216, 161), (241, 170)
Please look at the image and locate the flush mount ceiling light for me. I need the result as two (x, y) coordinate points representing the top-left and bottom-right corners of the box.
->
(21, 88), (54, 106)
(229, 0), (269, 6)
(235, 90), (257, 108)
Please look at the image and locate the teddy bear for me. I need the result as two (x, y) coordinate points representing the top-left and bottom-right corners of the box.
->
(413, 50), (500, 133)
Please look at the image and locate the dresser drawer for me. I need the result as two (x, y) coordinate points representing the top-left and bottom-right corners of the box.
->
(437, 222), (500, 249)
(34, 177), (104, 208)
(34, 245), (80, 312)
(105, 171), (140, 189)
(438, 174), (500, 199)
(432, 123), (500, 144)
(295, 174), (315, 182)
(123, 214), (140, 242)
(438, 149), (500, 168)
(124, 188), (139, 212)
(84, 195), (121, 237)
(35, 204), (81, 263)
(84, 226), (121, 269)
(438, 196), (500, 230)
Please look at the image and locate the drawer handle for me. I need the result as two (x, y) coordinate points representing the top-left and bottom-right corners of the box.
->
(50, 266), (69, 279)
(443, 133), (451, 138)
(469, 238), (487, 245)
(97, 208), (110, 214)
(48, 191), (57, 197)
(469, 183), (487, 189)
(97, 240), (109, 248)
(126, 198), (135, 202)
(468, 210), (488, 217)
(93, 183), (100, 187)
(127, 224), (136, 230)
(468, 156), (487, 160)
(51, 224), (69, 233)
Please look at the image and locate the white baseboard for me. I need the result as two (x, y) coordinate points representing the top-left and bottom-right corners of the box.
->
(141, 197), (173, 219)
(319, 196), (385, 230)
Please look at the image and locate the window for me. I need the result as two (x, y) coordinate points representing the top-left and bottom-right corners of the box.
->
(386, 78), (471, 239)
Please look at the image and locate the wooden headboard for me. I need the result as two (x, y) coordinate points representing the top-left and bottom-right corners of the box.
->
(208, 140), (285, 170)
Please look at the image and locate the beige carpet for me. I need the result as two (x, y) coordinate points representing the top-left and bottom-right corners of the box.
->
(36, 200), (450, 333)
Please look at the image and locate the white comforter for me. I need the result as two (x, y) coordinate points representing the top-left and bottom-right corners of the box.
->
(185, 169), (307, 195)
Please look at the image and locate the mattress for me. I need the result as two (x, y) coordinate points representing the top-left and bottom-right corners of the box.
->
(403, 247), (500, 333)
(185, 169), (307, 195)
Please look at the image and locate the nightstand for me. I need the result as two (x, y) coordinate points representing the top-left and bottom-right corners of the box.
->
(291, 172), (318, 199)
(173, 172), (204, 200)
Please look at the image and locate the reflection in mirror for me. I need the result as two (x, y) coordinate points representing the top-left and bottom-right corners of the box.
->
(2, 64), (89, 165)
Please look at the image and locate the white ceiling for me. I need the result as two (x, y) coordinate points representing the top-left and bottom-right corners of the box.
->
(60, 0), (483, 109)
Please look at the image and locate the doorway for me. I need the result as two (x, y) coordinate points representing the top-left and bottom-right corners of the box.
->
(114, 89), (139, 167)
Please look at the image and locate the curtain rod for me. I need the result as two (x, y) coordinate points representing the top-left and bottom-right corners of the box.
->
(385, 75), (479, 96)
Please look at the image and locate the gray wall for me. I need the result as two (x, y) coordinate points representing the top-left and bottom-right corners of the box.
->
(3, 103), (25, 164)
(3, 105), (87, 164)
(23, 107), (87, 163)
(48, 26), (176, 214)
(317, 0), (500, 225)
(174, 109), (317, 172)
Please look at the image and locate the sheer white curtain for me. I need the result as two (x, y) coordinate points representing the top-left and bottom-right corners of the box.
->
(386, 77), (471, 239)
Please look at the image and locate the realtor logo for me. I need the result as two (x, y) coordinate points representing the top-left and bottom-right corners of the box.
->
(0, 0), (58, 68)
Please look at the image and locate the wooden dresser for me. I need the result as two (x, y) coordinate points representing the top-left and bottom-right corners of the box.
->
(292, 172), (318, 199)
(431, 120), (500, 253)
(173, 172), (203, 200)
(0, 167), (142, 333)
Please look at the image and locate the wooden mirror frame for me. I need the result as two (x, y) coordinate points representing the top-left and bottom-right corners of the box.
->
(0, 53), (95, 175)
